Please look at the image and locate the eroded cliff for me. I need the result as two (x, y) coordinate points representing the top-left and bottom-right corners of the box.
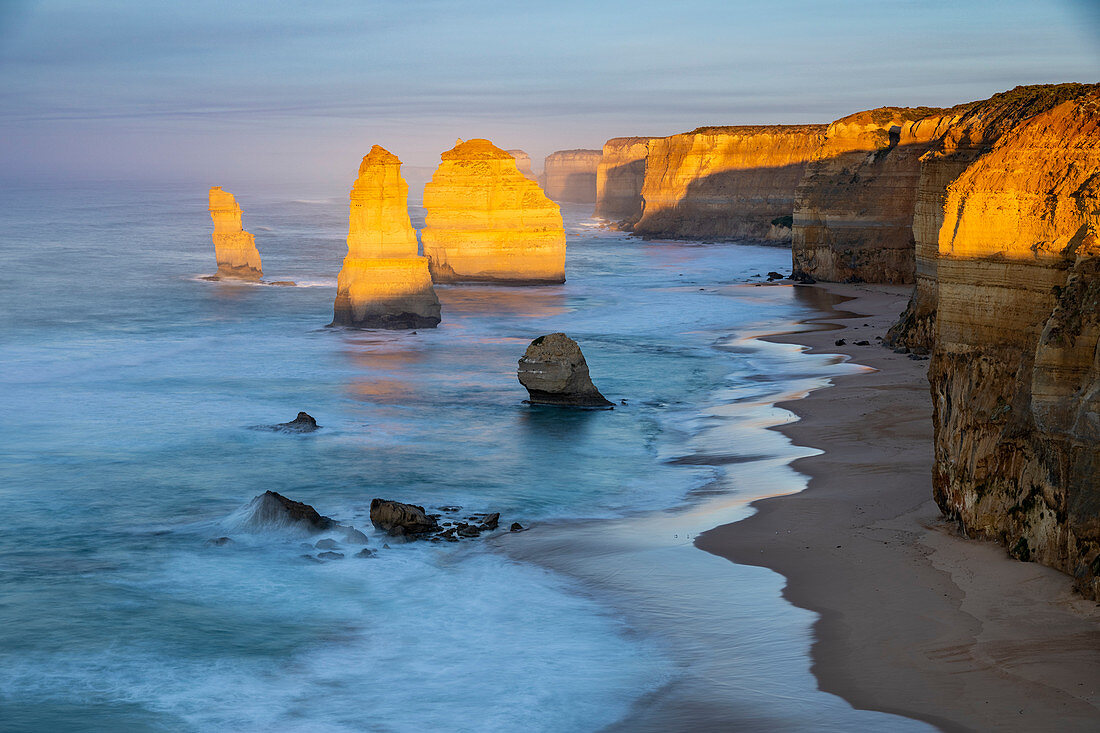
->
(208, 187), (262, 280)
(506, 149), (537, 181)
(632, 125), (827, 241)
(543, 149), (602, 203)
(595, 137), (652, 226)
(927, 89), (1100, 598)
(422, 138), (566, 283)
(332, 146), (441, 329)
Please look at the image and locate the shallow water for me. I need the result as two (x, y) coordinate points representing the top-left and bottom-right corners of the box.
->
(0, 183), (928, 731)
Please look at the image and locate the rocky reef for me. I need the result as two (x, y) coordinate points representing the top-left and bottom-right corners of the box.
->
(926, 87), (1100, 598)
(422, 138), (566, 283)
(208, 186), (262, 280)
(331, 146), (441, 329)
(543, 149), (602, 203)
(506, 149), (537, 181)
(595, 137), (652, 226)
(631, 125), (826, 241)
(517, 333), (613, 407)
(791, 108), (955, 283)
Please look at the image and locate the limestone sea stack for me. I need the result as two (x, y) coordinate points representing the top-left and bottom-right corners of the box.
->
(332, 146), (441, 329)
(543, 149), (602, 203)
(422, 139), (566, 284)
(208, 186), (262, 280)
(631, 125), (827, 242)
(506, 149), (538, 181)
(595, 137), (653, 226)
(517, 333), (612, 407)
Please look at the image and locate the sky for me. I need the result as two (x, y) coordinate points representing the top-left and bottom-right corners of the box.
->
(0, 0), (1097, 190)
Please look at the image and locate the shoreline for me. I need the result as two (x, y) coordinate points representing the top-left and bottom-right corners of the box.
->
(697, 282), (1100, 732)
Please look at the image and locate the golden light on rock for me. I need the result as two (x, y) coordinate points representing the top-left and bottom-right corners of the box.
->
(332, 145), (441, 329)
(422, 138), (566, 284)
(208, 186), (262, 280)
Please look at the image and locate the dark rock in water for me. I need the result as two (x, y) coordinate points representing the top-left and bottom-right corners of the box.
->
(788, 270), (816, 284)
(318, 551), (345, 560)
(835, 339), (846, 346)
(315, 538), (339, 550)
(517, 333), (613, 408)
(355, 548), (375, 558)
(277, 412), (319, 432)
(268, 281), (297, 287)
(370, 498), (440, 537)
(342, 527), (370, 545)
(478, 513), (500, 531)
(766, 271), (784, 281)
(457, 525), (481, 538)
(242, 491), (337, 533)
(854, 340), (871, 346)
(205, 536), (234, 547)
(510, 522), (525, 532)
(438, 505), (462, 513)
(620, 399), (628, 406)
(300, 554), (323, 564)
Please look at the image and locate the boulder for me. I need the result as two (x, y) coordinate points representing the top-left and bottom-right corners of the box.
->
(240, 490), (338, 533)
(369, 498), (440, 536)
(517, 333), (613, 407)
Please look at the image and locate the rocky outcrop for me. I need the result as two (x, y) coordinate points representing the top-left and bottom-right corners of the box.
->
(208, 187), (262, 280)
(791, 108), (955, 283)
(543, 149), (602, 203)
(632, 125), (826, 241)
(927, 88), (1100, 598)
(331, 146), (441, 329)
(595, 137), (652, 225)
(507, 149), (537, 181)
(369, 499), (507, 541)
(422, 139), (566, 283)
(517, 333), (613, 407)
(239, 491), (337, 533)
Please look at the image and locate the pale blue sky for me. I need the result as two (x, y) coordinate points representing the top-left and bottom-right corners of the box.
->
(0, 0), (1096, 188)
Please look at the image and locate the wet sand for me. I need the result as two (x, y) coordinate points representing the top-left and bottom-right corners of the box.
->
(697, 283), (1100, 732)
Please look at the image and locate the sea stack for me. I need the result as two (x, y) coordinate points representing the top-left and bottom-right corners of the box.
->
(506, 149), (537, 181)
(517, 333), (613, 407)
(543, 149), (602, 203)
(422, 138), (566, 284)
(331, 146), (441, 329)
(208, 186), (262, 280)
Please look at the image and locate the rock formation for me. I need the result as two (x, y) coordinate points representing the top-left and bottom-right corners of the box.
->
(331, 146), (441, 329)
(517, 333), (613, 407)
(595, 137), (652, 226)
(543, 149), (602, 203)
(791, 108), (955, 283)
(632, 126), (827, 241)
(506, 149), (537, 181)
(239, 491), (337, 533)
(926, 88), (1100, 598)
(421, 138), (566, 283)
(369, 499), (505, 541)
(208, 186), (262, 280)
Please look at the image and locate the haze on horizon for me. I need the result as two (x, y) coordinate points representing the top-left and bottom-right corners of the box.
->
(1, 0), (1097, 190)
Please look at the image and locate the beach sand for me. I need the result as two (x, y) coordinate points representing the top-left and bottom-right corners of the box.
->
(697, 283), (1100, 732)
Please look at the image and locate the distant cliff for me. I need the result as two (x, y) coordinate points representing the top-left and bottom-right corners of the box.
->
(927, 87), (1100, 598)
(595, 137), (652, 225)
(631, 125), (826, 241)
(506, 149), (537, 181)
(543, 149), (602, 203)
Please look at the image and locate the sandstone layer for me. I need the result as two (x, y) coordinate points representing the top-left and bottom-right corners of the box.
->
(791, 108), (954, 283)
(594, 137), (652, 225)
(208, 186), (262, 280)
(332, 145), (441, 329)
(517, 333), (612, 407)
(422, 138), (566, 283)
(927, 89), (1100, 598)
(543, 149), (602, 203)
(506, 149), (537, 181)
(632, 125), (826, 241)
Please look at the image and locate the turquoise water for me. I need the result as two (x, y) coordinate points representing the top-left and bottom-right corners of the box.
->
(0, 183), (922, 731)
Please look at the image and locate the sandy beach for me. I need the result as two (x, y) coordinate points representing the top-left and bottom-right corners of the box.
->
(697, 283), (1100, 732)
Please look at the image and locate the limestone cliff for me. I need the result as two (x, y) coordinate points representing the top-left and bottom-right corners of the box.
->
(927, 90), (1100, 598)
(422, 138), (566, 283)
(632, 125), (827, 241)
(543, 149), (602, 203)
(791, 108), (955, 283)
(331, 146), (441, 329)
(208, 187), (262, 280)
(506, 149), (537, 181)
(594, 137), (652, 225)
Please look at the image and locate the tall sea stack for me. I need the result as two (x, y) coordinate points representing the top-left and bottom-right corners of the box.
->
(331, 146), (441, 329)
(208, 187), (262, 280)
(543, 149), (602, 203)
(422, 138), (566, 284)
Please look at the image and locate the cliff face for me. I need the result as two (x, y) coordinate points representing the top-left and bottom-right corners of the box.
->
(928, 90), (1100, 598)
(632, 125), (827, 241)
(506, 149), (537, 181)
(208, 187), (262, 280)
(332, 146), (441, 329)
(543, 149), (602, 203)
(422, 138), (566, 283)
(595, 137), (651, 225)
(791, 109), (954, 283)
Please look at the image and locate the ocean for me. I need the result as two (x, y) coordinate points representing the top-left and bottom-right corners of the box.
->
(0, 182), (931, 731)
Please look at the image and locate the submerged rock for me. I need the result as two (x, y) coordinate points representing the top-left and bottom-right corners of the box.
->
(517, 333), (613, 408)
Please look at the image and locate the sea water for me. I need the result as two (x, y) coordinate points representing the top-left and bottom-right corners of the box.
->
(0, 183), (929, 731)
